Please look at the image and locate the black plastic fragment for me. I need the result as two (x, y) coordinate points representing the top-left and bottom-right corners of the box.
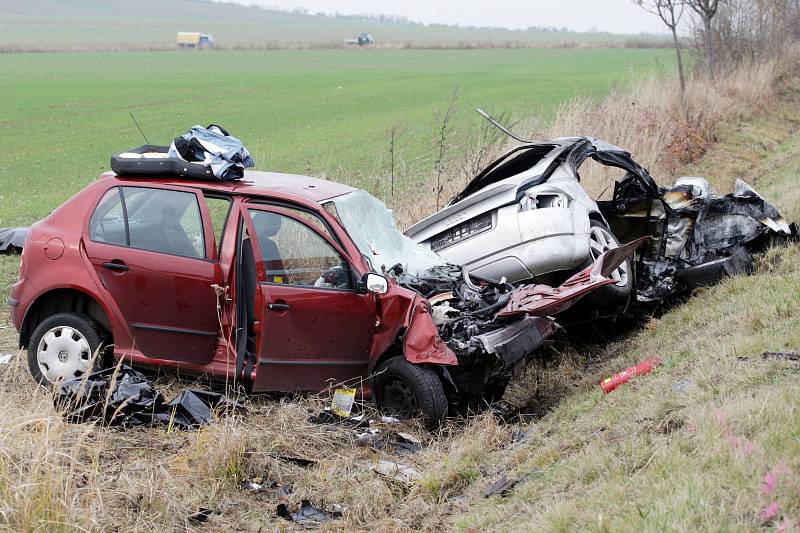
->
(187, 507), (218, 525)
(307, 409), (369, 428)
(356, 429), (422, 455)
(55, 365), (244, 428)
(675, 247), (754, 288)
(269, 454), (317, 467)
(483, 474), (519, 498)
(763, 352), (800, 361)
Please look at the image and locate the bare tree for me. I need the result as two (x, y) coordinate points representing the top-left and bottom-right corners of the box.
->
(687, 0), (722, 77)
(635, 0), (687, 94)
(432, 84), (459, 210)
(713, 0), (800, 65)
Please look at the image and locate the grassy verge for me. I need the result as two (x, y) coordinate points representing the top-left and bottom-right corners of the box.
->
(459, 93), (800, 532)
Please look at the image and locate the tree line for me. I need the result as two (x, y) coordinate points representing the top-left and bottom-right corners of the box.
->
(635, 0), (800, 88)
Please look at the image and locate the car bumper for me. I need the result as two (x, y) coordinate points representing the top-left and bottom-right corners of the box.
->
(8, 277), (30, 332)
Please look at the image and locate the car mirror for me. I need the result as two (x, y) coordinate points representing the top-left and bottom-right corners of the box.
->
(361, 272), (388, 295)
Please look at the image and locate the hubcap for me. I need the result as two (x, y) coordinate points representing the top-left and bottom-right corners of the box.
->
(381, 378), (418, 419)
(37, 326), (92, 383)
(589, 226), (629, 287)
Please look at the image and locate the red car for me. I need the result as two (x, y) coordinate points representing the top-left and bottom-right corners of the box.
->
(8, 170), (634, 427)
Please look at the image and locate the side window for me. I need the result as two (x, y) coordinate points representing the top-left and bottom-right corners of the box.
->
(204, 195), (232, 254)
(90, 186), (207, 259)
(122, 187), (205, 259)
(90, 188), (127, 245)
(248, 209), (351, 289)
(577, 159), (630, 201)
(251, 201), (337, 243)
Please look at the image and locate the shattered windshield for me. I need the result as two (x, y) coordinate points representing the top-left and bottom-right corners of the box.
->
(331, 190), (447, 275)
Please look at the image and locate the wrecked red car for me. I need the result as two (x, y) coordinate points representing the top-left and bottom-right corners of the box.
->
(9, 169), (633, 427)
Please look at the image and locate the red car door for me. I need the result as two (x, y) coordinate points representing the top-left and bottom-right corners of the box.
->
(83, 185), (221, 364)
(242, 205), (376, 392)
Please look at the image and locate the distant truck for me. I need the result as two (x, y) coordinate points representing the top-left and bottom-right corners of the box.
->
(344, 33), (374, 46)
(176, 32), (215, 49)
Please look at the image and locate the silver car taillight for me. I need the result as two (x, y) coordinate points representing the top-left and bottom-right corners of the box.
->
(519, 192), (570, 212)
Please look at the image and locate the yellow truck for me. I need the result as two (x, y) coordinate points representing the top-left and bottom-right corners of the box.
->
(176, 32), (215, 49)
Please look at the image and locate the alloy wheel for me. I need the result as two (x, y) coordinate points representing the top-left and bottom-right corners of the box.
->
(589, 225), (630, 287)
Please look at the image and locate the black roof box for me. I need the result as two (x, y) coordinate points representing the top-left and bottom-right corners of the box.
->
(110, 145), (216, 180)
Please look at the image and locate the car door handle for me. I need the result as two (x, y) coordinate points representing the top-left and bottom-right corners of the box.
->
(102, 261), (129, 272)
(267, 303), (290, 311)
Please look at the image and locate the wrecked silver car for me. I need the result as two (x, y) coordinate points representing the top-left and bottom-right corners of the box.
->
(406, 111), (795, 311)
(406, 121), (637, 310)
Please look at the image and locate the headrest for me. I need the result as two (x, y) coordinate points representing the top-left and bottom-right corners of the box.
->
(252, 212), (282, 238)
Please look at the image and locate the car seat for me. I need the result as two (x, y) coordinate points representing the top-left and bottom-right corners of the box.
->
(251, 212), (287, 283)
(161, 206), (198, 257)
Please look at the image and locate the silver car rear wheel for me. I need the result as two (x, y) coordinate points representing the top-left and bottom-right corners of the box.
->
(589, 223), (629, 287)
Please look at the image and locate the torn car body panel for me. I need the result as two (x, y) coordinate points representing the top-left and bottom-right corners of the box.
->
(497, 237), (648, 317)
(600, 176), (796, 302)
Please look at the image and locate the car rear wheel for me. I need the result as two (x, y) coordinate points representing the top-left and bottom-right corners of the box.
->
(584, 219), (633, 304)
(28, 313), (105, 385)
(374, 356), (447, 430)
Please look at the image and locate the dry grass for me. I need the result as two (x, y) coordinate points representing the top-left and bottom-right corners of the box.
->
(0, 317), (522, 531)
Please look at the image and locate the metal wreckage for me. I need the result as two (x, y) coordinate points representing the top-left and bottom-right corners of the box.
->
(600, 174), (796, 304)
(385, 238), (647, 403)
(387, 118), (796, 403)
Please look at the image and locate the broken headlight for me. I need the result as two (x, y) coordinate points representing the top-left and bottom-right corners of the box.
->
(519, 192), (570, 212)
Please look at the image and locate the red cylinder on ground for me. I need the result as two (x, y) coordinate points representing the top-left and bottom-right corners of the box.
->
(600, 356), (663, 394)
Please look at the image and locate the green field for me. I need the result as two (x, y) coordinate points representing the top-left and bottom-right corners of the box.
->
(0, 47), (673, 228)
(0, 0), (657, 48)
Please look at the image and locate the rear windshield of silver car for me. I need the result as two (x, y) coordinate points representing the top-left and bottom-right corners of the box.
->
(452, 143), (557, 203)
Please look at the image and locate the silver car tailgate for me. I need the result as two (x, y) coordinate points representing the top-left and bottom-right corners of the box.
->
(405, 182), (517, 243)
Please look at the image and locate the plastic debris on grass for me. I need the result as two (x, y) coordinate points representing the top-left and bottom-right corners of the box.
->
(276, 500), (343, 525)
(372, 459), (421, 484)
(55, 365), (244, 428)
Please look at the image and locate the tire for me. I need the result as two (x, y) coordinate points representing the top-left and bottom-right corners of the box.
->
(27, 312), (106, 386)
(582, 219), (634, 305)
(374, 356), (448, 430)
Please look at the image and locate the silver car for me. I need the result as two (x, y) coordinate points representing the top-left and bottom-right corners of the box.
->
(405, 129), (657, 305)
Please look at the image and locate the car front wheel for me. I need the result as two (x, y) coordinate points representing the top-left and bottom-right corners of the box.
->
(374, 356), (447, 430)
(28, 313), (106, 385)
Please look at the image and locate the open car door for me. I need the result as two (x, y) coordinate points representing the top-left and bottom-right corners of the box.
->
(236, 204), (377, 392)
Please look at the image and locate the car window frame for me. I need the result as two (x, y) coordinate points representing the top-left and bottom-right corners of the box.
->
(201, 192), (233, 258)
(87, 183), (215, 263)
(244, 198), (349, 252)
(243, 204), (358, 293)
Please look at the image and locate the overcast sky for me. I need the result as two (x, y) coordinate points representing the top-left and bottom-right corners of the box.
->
(239, 0), (670, 34)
